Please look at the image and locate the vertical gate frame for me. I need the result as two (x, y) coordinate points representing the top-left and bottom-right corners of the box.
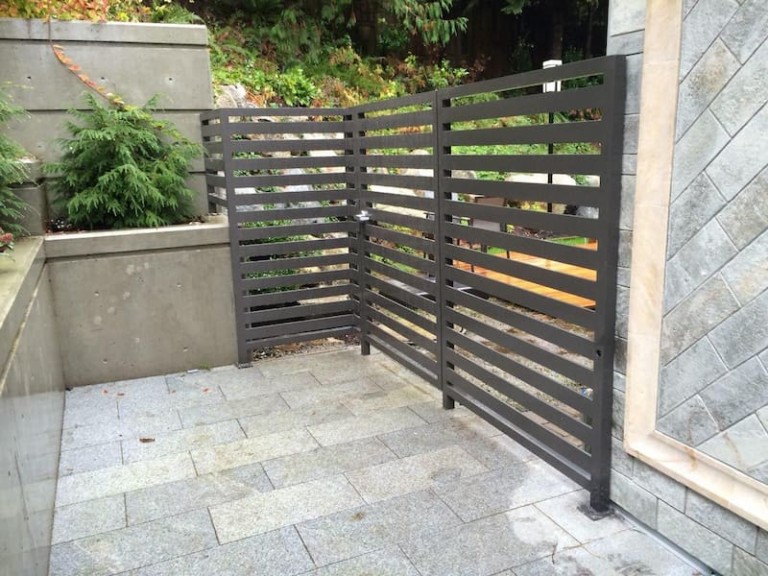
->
(434, 91), (454, 411)
(219, 111), (252, 367)
(588, 55), (626, 511)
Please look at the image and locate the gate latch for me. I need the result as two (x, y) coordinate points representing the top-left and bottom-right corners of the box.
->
(354, 210), (371, 223)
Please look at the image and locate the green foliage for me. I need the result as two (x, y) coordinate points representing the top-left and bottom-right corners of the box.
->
(0, 89), (30, 237)
(46, 94), (200, 230)
(148, 1), (203, 24)
(388, 0), (468, 47)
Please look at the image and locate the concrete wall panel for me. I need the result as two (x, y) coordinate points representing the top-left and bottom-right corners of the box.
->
(46, 224), (237, 386)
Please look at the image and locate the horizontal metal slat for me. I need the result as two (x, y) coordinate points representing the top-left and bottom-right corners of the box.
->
(439, 56), (614, 99)
(444, 121), (604, 147)
(445, 307), (593, 388)
(366, 324), (438, 378)
(443, 153), (603, 178)
(246, 326), (356, 351)
(242, 268), (351, 291)
(365, 258), (435, 295)
(442, 85), (607, 123)
(362, 190), (435, 212)
(233, 188), (353, 206)
(358, 132), (433, 151)
(240, 236), (351, 258)
(368, 209), (435, 234)
(353, 91), (434, 114)
(238, 220), (355, 241)
(359, 172), (434, 193)
(243, 284), (353, 308)
(242, 252), (350, 274)
(366, 306), (437, 354)
(444, 243), (596, 300)
(235, 204), (351, 224)
(364, 275), (437, 315)
(357, 154), (434, 170)
(444, 343), (590, 441)
(441, 178), (601, 208)
(443, 222), (598, 269)
(445, 287), (594, 358)
(444, 374), (590, 486)
(366, 290), (437, 334)
(358, 109), (434, 131)
(244, 314), (356, 340)
(231, 171), (351, 189)
(231, 155), (350, 171)
(363, 241), (436, 276)
(446, 200), (600, 238)
(245, 299), (355, 324)
(445, 265), (595, 329)
(365, 224), (435, 255)
(231, 138), (350, 154)
(228, 120), (347, 135)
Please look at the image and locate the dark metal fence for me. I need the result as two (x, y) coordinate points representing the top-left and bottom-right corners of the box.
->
(202, 55), (625, 510)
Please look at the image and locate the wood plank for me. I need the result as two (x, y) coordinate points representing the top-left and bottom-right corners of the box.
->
(453, 242), (597, 308)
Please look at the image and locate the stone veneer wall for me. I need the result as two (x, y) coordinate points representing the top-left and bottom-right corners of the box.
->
(0, 18), (213, 215)
(609, 1), (768, 574)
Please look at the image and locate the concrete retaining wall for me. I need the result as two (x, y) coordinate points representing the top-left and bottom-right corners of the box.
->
(0, 223), (237, 574)
(45, 223), (237, 387)
(0, 18), (213, 215)
(0, 239), (65, 576)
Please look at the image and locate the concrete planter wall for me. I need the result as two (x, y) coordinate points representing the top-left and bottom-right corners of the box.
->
(0, 223), (237, 574)
(0, 238), (65, 575)
(45, 222), (237, 386)
(0, 18), (213, 215)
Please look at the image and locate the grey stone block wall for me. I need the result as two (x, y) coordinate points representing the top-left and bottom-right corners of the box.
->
(0, 18), (213, 216)
(608, 1), (768, 574)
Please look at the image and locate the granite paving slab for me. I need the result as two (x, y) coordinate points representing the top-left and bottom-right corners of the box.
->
(238, 403), (353, 439)
(125, 462), (273, 525)
(191, 428), (319, 475)
(279, 380), (384, 409)
(127, 526), (313, 576)
(345, 445), (488, 503)
(304, 548), (421, 575)
(51, 347), (703, 576)
(178, 392), (289, 428)
(307, 407), (426, 446)
(262, 437), (397, 488)
(296, 490), (463, 567)
(55, 452), (196, 507)
(433, 459), (580, 522)
(215, 369), (320, 402)
(401, 506), (579, 576)
(49, 509), (217, 576)
(51, 495), (126, 545)
(209, 475), (364, 543)
(58, 441), (123, 476)
(121, 419), (245, 464)
(61, 412), (183, 452)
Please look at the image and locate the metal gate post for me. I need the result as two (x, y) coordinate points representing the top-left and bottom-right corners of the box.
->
(433, 91), (454, 410)
(588, 55), (626, 511)
(351, 110), (371, 356)
(220, 112), (252, 367)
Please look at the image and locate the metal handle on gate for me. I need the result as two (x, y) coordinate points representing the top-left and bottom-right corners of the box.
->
(354, 210), (371, 223)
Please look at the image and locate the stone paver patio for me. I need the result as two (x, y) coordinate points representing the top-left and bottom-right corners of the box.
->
(49, 347), (703, 575)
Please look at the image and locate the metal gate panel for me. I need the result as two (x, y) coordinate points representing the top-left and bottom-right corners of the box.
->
(203, 56), (625, 509)
(435, 56), (626, 509)
(202, 108), (358, 364)
(351, 93), (441, 386)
